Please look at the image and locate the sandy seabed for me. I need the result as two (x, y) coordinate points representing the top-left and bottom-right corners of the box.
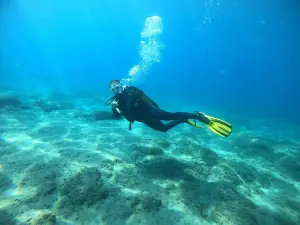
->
(0, 89), (300, 225)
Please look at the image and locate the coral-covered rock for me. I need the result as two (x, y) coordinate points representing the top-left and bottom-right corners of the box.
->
(30, 212), (56, 225)
(0, 172), (12, 192)
(0, 210), (15, 225)
(140, 195), (162, 212)
(155, 138), (171, 149)
(0, 92), (21, 107)
(19, 162), (59, 208)
(200, 147), (221, 167)
(278, 154), (300, 181)
(130, 144), (164, 162)
(232, 136), (275, 160)
(130, 194), (162, 212)
(58, 167), (110, 215)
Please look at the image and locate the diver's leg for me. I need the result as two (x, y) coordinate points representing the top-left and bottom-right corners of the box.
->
(145, 104), (210, 123)
(146, 104), (188, 121)
(142, 118), (182, 132)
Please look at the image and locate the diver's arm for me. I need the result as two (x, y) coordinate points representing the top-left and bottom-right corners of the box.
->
(111, 100), (122, 116)
(112, 108), (122, 118)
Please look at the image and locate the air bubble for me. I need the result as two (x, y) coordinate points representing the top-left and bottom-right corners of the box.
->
(122, 16), (164, 85)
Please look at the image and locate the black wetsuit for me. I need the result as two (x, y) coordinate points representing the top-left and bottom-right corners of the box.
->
(112, 86), (201, 132)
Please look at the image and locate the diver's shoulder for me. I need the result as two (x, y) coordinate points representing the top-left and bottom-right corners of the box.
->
(124, 86), (142, 92)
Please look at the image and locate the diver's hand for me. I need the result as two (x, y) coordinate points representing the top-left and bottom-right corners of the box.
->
(116, 108), (121, 114)
(111, 100), (121, 114)
(111, 100), (119, 109)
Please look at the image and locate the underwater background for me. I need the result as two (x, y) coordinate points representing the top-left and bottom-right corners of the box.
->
(1, 0), (300, 224)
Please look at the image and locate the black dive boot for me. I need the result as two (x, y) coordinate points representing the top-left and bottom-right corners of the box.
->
(188, 112), (211, 124)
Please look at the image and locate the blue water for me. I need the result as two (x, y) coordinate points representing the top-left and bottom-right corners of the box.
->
(1, 0), (299, 122)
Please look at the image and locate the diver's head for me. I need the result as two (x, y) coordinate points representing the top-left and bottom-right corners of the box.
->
(109, 80), (124, 94)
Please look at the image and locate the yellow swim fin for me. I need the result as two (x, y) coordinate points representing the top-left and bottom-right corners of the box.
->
(203, 114), (232, 137)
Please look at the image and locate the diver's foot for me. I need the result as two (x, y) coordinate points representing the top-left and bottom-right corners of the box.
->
(193, 112), (211, 124)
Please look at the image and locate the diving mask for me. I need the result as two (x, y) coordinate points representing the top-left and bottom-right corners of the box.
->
(109, 80), (123, 94)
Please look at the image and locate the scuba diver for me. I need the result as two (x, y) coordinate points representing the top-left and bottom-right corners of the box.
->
(105, 80), (232, 137)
